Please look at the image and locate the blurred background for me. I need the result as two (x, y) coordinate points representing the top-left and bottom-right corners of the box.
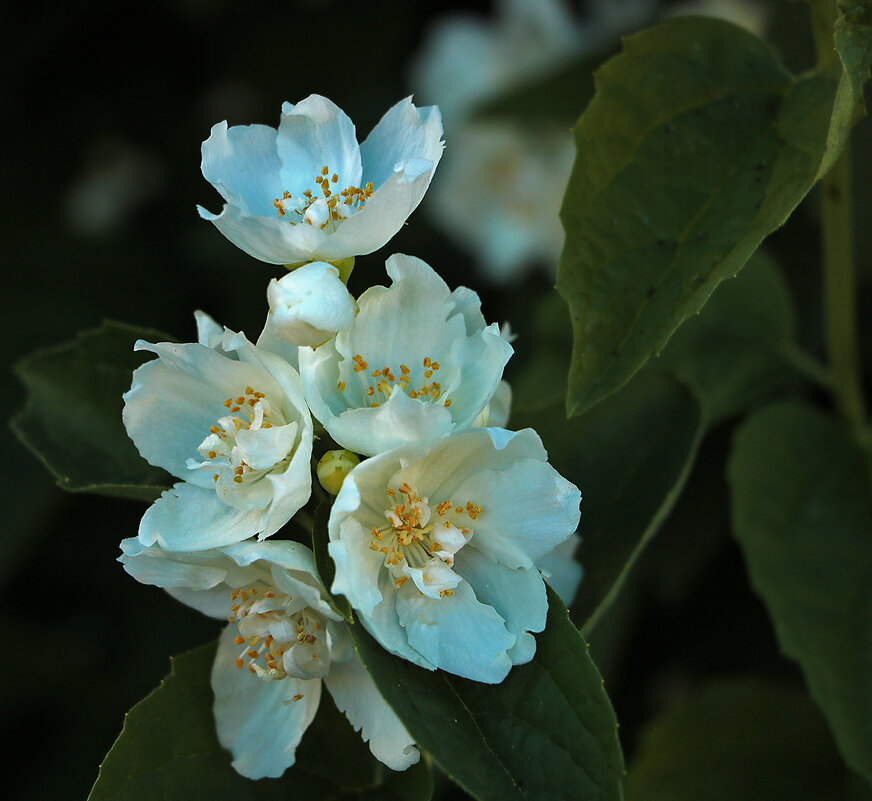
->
(4, 0), (869, 798)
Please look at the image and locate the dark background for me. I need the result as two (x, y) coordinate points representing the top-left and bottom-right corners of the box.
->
(3, 1), (865, 798)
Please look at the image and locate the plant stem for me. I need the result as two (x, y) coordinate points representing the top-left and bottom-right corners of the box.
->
(810, 0), (866, 426)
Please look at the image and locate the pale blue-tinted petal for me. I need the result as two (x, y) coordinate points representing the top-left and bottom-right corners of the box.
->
(359, 573), (437, 670)
(236, 421), (298, 471)
(200, 121), (284, 217)
(321, 387), (454, 457)
(328, 516), (385, 614)
(395, 580), (514, 683)
(310, 166), (437, 261)
(276, 95), (362, 192)
(359, 97), (444, 189)
(212, 626), (321, 779)
(325, 653), (420, 771)
(139, 482), (261, 551)
(194, 310), (225, 349)
(256, 311), (300, 369)
(221, 538), (317, 575)
(453, 544), (546, 665)
(198, 202), (329, 265)
(448, 285), (488, 334)
(487, 380), (512, 428)
(537, 532), (583, 606)
(119, 537), (229, 590)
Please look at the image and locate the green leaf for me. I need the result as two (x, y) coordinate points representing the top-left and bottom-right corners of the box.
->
(626, 676), (872, 801)
(835, 0), (872, 99)
(11, 321), (172, 501)
(312, 501), (353, 623)
(728, 401), (872, 785)
(513, 370), (702, 633)
(656, 251), (800, 424)
(558, 17), (852, 416)
(89, 641), (428, 801)
(350, 587), (624, 801)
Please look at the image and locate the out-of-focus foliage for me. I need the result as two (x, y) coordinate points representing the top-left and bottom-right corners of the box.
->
(626, 677), (872, 801)
(729, 401), (872, 785)
(12, 322), (173, 500)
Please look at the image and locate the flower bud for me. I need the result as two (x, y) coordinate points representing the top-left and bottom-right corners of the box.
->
(317, 449), (360, 495)
(267, 262), (356, 348)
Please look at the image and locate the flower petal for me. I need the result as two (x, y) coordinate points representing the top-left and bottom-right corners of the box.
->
(200, 121), (284, 217)
(212, 626), (321, 779)
(453, 544), (547, 665)
(277, 95), (362, 192)
(536, 532), (583, 606)
(359, 97), (443, 189)
(394, 579), (515, 683)
(138, 481), (261, 551)
(325, 652), (420, 771)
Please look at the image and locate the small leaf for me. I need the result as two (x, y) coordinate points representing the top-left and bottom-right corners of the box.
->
(350, 587), (624, 801)
(728, 401), (872, 785)
(656, 251), (800, 424)
(513, 370), (703, 632)
(89, 641), (426, 801)
(312, 501), (353, 623)
(626, 676), (872, 801)
(835, 0), (872, 99)
(12, 321), (172, 501)
(558, 17), (852, 416)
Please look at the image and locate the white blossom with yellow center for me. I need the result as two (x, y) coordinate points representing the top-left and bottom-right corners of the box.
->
(119, 538), (420, 779)
(123, 317), (313, 552)
(299, 253), (513, 457)
(328, 427), (581, 683)
(198, 95), (444, 265)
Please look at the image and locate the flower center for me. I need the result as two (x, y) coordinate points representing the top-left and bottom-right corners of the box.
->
(337, 355), (453, 409)
(229, 584), (330, 682)
(188, 385), (295, 494)
(272, 164), (374, 232)
(369, 482), (482, 598)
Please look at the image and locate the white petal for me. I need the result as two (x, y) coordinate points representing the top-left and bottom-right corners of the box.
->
(453, 544), (547, 665)
(276, 95), (362, 192)
(536, 532), (583, 606)
(395, 580), (515, 683)
(328, 516), (385, 615)
(119, 537), (229, 590)
(198, 202), (329, 265)
(138, 482), (261, 551)
(200, 121), (284, 217)
(194, 310), (225, 349)
(359, 97), (444, 189)
(452, 456), (580, 569)
(212, 626), (321, 779)
(487, 380), (512, 428)
(325, 652), (420, 771)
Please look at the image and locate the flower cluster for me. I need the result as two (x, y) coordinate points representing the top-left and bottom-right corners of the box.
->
(119, 95), (581, 780)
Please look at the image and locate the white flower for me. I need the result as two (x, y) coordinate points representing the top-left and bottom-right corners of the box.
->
(427, 122), (574, 281)
(328, 427), (581, 683)
(266, 262), (357, 348)
(119, 538), (419, 779)
(298, 254), (513, 457)
(537, 532), (583, 606)
(198, 95), (444, 265)
(123, 318), (313, 551)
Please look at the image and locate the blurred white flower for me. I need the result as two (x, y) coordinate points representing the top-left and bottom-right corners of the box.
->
(198, 95), (443, 265)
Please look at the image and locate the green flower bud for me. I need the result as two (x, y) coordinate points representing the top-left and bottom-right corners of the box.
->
(317, 449), (360, 495)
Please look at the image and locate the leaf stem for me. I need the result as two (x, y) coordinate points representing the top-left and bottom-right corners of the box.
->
(810, 0), (866, 426)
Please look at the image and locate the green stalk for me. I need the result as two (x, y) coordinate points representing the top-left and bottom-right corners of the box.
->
(810, 0), (866, 426)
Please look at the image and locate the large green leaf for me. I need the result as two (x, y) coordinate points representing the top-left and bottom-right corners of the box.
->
(11, 321), (172, 501)
(350, 587), (624, 801)
(626, 676), (872, 801)
(728, 401), (872, 785)
(656, 251), (800, 424)
(514, 369), (702, 633)
(835, 0), (872, 99)
(89, 641), (430, 801)
(558, 17), (851, 416)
